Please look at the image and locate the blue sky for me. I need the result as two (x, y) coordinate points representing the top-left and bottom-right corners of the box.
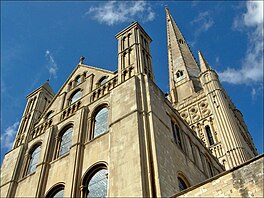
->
(1, 1), (263, 163)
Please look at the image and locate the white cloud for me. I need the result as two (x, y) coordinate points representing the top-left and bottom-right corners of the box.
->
(1, 122), (19, 150)
(45, 50), (58, 79)
(190, 11), (214, 46)
(86, 1), (155, 26)
(219, 1), (263, 85)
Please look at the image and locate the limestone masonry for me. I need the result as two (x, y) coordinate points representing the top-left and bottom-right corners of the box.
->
(1, 8), (262, 197)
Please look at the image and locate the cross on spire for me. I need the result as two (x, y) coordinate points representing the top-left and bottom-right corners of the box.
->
(79, 56), (85, 64)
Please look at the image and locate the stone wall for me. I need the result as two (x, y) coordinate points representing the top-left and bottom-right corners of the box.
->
(174, 154), (263, 197)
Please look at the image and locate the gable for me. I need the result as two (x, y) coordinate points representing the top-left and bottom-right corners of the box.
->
(36, 64), (116, 124)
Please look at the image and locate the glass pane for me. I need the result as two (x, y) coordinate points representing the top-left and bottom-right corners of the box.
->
(94, 108), (108, 138)
(178, 177), (188, 191)
(71, 91), (82, 104)
(87, 169), (107, 198)
(27, 146), (41, 175)
(53, 189), (64, 198)
(76, 76), (81, 85)
(58, 128), (73, 157)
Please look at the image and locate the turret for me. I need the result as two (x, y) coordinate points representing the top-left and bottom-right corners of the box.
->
(13, 82), (55, 148)
(116, 22), (154, 83)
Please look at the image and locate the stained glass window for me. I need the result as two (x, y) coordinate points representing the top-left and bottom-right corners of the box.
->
(58, 127), (72, 157)
(87, 169), (108, 198)
(70, 90), (82, 104)
(93, 107), (108, 138)
(27, 145), (41, 175)
(178, 177), (188, 191)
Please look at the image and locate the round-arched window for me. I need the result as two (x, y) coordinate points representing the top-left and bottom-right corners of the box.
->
(87, 169), (108, 198)
(70, 90), (82, 105)
(57, 127), (73, 158)
(27, 145), (41, 175)
(178, 177), (188, 191)
(92, 107), (108, 139)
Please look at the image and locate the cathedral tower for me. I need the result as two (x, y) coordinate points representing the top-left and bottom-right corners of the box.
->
(166, 8), (257, 169)
(116, 22), (154, 83)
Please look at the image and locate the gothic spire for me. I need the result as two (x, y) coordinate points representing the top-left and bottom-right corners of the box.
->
(198, 51), (210, 72)
(166, 7), (201, 90)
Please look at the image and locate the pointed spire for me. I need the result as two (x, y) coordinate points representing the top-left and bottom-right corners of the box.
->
(166, 7), (200, 81)
(198, 51), (210, 72)
(166, 7), (202, 103)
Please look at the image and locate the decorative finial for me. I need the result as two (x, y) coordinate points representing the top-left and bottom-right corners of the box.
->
(79, 56), (85, 64)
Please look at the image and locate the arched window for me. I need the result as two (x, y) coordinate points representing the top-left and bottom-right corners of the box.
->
(76, 75), (81, 86)
(99, 76), (108, 85)
(70, 90), (82, 105)
(178, 177), (188, 191)
(92, 107), (109, 139)
(26, 145), (41, 175)
(46, 111), (53, 120)
(57, 127), (73, 158)
(45, 184), (65, 198)
(171, 120), (182, 149)
(87, 169), (108, 197)
(205, 125), (214, 145)
(81, 165), (108, 198)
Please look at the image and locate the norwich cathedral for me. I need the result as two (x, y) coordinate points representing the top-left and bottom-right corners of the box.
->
(1, 8), (263, 197)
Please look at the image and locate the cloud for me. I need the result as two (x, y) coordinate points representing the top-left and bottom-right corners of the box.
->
(45, 50), (58, 79)
(190, 11), (214, 46)
(219, 1), (263, 85)
(1, 122), (19, 150)
(86, 1), (155, 26)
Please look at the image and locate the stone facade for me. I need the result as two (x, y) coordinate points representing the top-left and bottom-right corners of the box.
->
(174, 154), (264, 197)
(166, 8), (257, 170)
(0, 9), (261, 198)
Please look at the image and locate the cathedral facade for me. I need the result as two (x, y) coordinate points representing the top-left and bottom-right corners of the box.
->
(1, 9), (262, 197)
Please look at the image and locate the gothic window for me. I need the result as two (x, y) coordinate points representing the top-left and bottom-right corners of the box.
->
(76, 75), (81, 86)
(70, 90), (82, 105)
(91, 107), (109, 139)
(171, 120), (182, 149)
(205, 125), (214, 145)
(45, 184), (65, 198)
(177, 174), (190, 191)
(57, 127), (73, 158)
(26, 145), (41, 175)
